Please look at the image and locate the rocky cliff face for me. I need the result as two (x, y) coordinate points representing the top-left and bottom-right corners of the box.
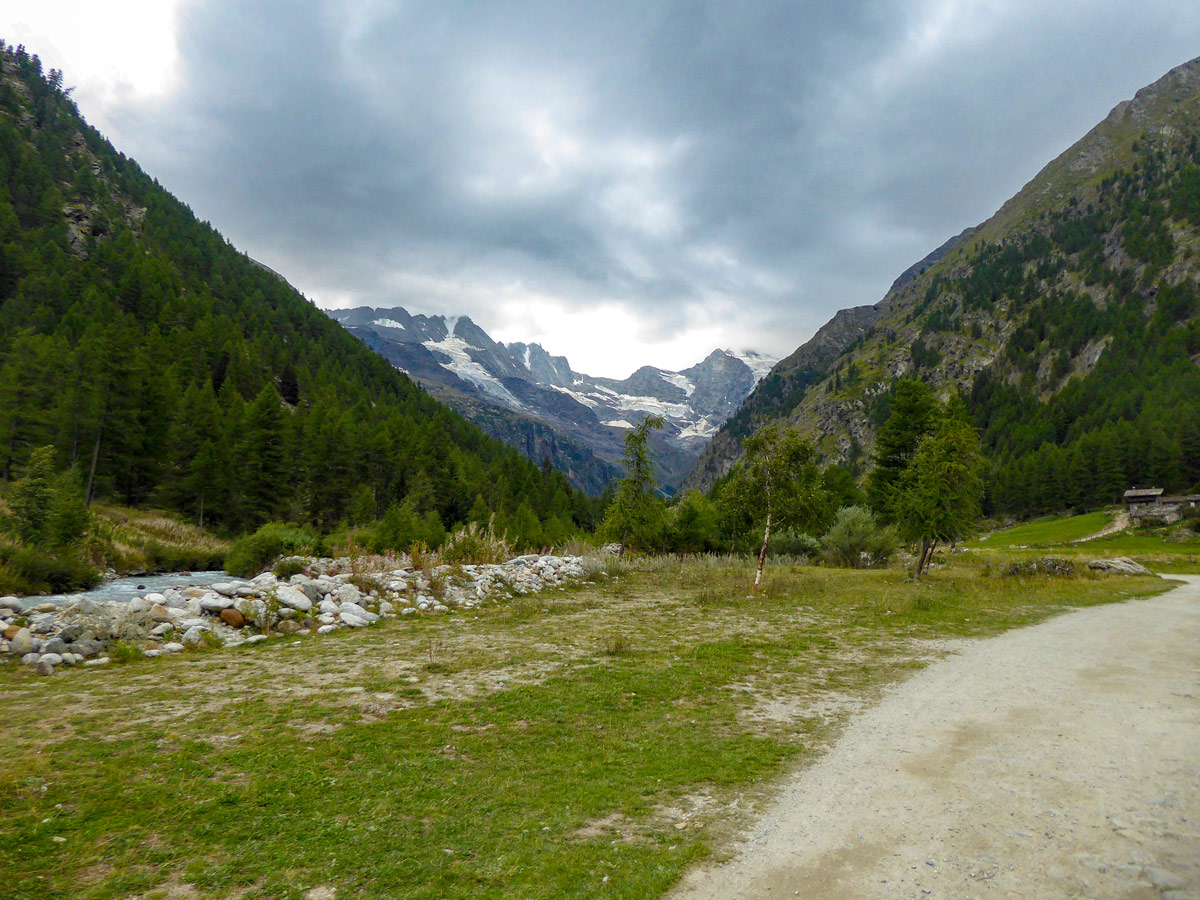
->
(328, 306), (775, 493)
(687, 55), (1200, 490)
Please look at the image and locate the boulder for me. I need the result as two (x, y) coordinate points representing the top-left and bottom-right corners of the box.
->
(149, 603), (173, 623)
(41, 637), (68, 656)
(317, 624), (337, 635)
(210, 582), (239, 597)
(162, 642), (184, 653)
(128, 597), (152, 614)
(0, 596), (23, 612)
(181, 626), (206, 648)
(8, 628), (32, 656)
(220, 608), (247, 629)
(199, 592), (235, 612)
(144, 592), (167, 606)
(334, 584), (363, 605)
(338, 602), (377, 623)
(275, 620), (304, 635)
(40, 652), (63, 667)
(3, 624), (21, 641)
(36, 657), (55, 676)
(291, 576), (322, 603)
(1087, 557), (1153, 575)
(66, 598), (101, 615)
(181, 587), (208, 600)
(318, 599), (339, 615)
(273, 585), (313, 612)
(72, 637), (105, 659)
(339, 612), (369, 628)
(58, 624), (86, 643)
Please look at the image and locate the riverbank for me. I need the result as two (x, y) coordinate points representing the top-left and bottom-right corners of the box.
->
(0, 555), (1172, 899)
(1, 553), (590, 675)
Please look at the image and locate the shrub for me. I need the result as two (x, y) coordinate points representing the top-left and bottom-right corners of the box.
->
(768, 530), (822, 560)
(226, 523), (319, 578)
(109, 640), (145, 664)
(441, 520), (511, 565)
(822, 506), (898, 569)
(0, 547), (100, 593)
(273, 557), (308, 579)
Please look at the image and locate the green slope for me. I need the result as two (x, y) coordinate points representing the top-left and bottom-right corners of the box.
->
(0, 43), (598, 537)
(691, 56), (1200, 516)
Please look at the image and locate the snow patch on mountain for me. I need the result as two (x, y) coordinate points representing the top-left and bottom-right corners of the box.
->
(729, 350), (776, 383)
(424, 334), (524, 408)
(373, 318), (407, 330)
(662, 372), (695, 396)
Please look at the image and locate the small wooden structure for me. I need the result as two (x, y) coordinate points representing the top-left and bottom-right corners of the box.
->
(1124, 487), (1200, 523)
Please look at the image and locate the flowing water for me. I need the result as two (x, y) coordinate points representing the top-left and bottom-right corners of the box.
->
(20, 571), (228, 609)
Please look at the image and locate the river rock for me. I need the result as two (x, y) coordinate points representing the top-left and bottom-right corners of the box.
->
(181, 626), (205, 648)
(273, 585), (312, 612)
(40, 652), (63, 667)
(149, 603), (173, 623)
(21, 652), (39, 665)
(291, 576), (322, 603)
(3, 624), (21, 641)
(276, 620), (304, 635)
(220, 608), (247, 629)
(244, 634), (268, 645)
(36, 657), (55, 676)
(41, 637), (68, 656)
(72, 637), (105, 658)
(181, 587), (207, 599)
(0, 596), (23, 611)
(162, 642), (184, 653)
(318, 599), (338, 615)
(211, 582), (239, 597)
(129, 596), (152, 614)
(59, 624), (86, 643)
(82, 657), (110, 666)
(339, 612), (369, 628)
(144, 592), (167, 606)
(8, 628), (32, 656)
(317, 624), (337, 634)
(200, 592), (235, 612)
(334, 584), (363, 605)
(338, 602), (377, 623)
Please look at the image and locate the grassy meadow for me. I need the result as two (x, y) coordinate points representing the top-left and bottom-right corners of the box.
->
(971, 510), (1200, 572)
(0, 553), (1178, 900)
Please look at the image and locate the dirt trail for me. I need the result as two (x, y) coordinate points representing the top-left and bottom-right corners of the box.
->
(1076, 511), (1131, 542)
(670, 576), (1200, 900)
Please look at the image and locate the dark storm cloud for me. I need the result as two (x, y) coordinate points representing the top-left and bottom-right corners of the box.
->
(99, 0), (1200, 372)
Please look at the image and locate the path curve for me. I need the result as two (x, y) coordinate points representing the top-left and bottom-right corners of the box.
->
(670, 576), (1200, 900)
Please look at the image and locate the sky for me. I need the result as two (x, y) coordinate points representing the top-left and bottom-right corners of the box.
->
(5, 1), (1200, 377)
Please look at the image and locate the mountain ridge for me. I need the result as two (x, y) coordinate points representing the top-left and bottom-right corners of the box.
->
(687, 55), (1200, 508)
(329, 305), (776, 493)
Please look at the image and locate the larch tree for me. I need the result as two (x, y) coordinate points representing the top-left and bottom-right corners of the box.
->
(600, 415), (665, 556)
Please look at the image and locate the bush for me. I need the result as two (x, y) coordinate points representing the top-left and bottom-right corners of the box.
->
(768, 530), (822, 560)
(441, 520), (511, 565)
(822, 506), (898, 569)
(226, 523), (319, 578)
(0, 546), (100, 594)
(273, 557), (308, 579)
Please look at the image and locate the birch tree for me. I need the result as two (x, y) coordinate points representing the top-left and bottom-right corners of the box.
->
(724, 424), (828, 587)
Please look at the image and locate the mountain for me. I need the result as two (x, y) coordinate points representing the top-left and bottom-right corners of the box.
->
(328, 306), (775, 494)
(688, 56), (1200, 515)
(0, 43), (598, 538)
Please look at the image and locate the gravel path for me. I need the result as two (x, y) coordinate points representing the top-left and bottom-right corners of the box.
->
(670, 576), (1200, 900)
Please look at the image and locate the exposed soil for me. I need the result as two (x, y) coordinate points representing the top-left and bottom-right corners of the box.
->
(669, 576), (1200, 900)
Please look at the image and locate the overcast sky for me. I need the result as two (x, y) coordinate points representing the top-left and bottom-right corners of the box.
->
(6, 1), (1200, 376)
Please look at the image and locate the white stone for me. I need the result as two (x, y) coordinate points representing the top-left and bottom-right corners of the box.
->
(40, 652), (63, 667)
(128, 596), (152, 614)
(181, 626), (206, 648)
(162, 642), (184, 653)
(200, 593), (235, 612)
(340, 612), (370, 628)
(83, 657), (110, 666)
(317, 624), (337, 635)
(273, 585), (313, 612)
(401, 607), (417, 616)
(318, 599), (339, 615)
(144, 592), (167, 605)
(244, 634), (268, 645)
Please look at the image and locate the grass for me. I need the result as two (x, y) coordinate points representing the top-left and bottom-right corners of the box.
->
(971, 511), (1113, 548)
(0, 554), (1177, 899)
(971, 511), (1200, 573)
(91, 505), (231, 573)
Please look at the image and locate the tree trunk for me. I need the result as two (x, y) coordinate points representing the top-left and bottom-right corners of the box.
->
(754, 510), (772, 588)
(198, 491), (205, 533)
(85, 427), (102, 507)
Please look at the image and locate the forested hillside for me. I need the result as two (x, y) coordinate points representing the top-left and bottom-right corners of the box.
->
(0, 44), (598, 541)
(690, 56), (1200, 516)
